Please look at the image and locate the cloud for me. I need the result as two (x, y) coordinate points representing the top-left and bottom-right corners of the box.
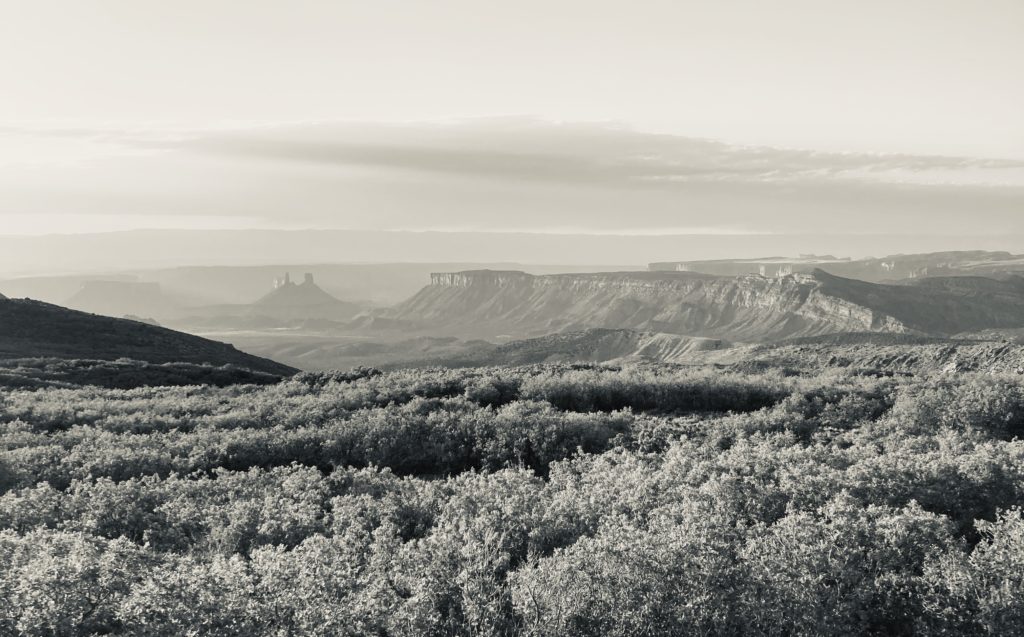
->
(1, 118), (1022, 237)
(165, 118), (1024, 187)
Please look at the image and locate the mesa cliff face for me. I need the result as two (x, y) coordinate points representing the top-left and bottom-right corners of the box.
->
(381, 269), (1024, 341)
(429, 271), (535, 288)
(383, 270), (923, 341)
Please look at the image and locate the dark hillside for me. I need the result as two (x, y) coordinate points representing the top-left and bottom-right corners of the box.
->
(0, 298), (296, 376)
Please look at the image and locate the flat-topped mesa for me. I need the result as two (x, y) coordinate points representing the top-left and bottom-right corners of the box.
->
(383, 262), (1024, 342)
(424, 270), (826, 298)
(430, 271), (536, 288)
(393, 268), (881, 340)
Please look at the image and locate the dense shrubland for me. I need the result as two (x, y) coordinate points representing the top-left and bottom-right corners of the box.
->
(0, 358), (286, 390)
(3, 363), (1024, 635)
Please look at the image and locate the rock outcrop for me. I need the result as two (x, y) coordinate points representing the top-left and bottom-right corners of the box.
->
(251, 273), (360, 320)
(429, 271), (535, 288)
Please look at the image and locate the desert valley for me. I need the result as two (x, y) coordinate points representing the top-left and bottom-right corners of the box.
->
(6, 249), (1024, 633)
(4, 1), (1023, 632)
(8, 249), (1024, 374)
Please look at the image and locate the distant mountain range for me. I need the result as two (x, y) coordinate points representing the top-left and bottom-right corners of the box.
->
(650, 250), (1024, 282)
(10, 229), (1024, 277)
(375, 268), (1024, 342)
(0, 262), (644, 313)
(10, 250), (1024, 375)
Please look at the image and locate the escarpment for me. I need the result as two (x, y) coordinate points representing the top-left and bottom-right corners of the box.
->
(377, 269), (1024, 342)
(381, 270), (896, 340)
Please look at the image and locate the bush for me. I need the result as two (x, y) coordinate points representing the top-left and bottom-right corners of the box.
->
(4, 364), (1024, 634)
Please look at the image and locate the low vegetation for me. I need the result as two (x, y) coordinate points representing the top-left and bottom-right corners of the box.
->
(3, 362), (1024, 635)
(0, 358), (287, 390)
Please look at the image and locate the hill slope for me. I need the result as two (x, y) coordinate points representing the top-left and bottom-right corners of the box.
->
(712, 334), (1024, 376)
(380, 270), (1024, 341)
(402, 329), (1024, 375)
(414, 329), (728, 368)
(0, 298), (297, 376)
(817, 272), (1024, 335)
(254, 330), (727, 371)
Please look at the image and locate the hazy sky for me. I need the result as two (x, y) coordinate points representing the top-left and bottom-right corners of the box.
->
(1, 0), (1022, 238)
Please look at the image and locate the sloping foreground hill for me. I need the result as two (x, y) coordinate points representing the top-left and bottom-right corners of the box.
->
(0, 297), (297, 377)
(380, 269), (1024, 341)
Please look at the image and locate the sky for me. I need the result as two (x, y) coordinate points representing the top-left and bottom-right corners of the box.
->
(0, 0), (1022, 243)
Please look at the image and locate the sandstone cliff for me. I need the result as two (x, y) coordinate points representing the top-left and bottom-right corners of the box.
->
(381, 269), (1024, 341)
